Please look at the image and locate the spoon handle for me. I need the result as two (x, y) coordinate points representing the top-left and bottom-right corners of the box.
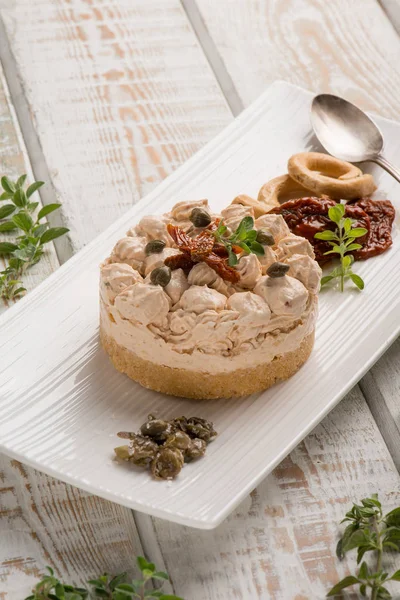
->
(373, 154), (400, 184)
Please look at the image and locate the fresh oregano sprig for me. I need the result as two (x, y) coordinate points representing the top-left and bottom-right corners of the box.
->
(213, 216), (265, 266)
(0, 174), (69, 300)
(328, 494), (400, 599)
(25, 556), (183, 600)
(315, 202), (367, 292)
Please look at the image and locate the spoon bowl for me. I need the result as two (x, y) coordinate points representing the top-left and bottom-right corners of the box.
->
(311, 93), (400, 184)
(311, 94), (384, 163)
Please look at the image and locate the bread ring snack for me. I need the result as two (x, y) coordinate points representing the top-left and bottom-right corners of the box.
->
(257, 174), (317, 207)
(231, 193), (273, 218)
(288, 152), (376, 199)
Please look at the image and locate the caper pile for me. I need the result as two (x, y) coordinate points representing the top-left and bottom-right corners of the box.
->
(115, 414), (217, 480)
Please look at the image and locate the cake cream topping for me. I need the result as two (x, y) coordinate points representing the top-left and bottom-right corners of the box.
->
(101, 199), (321, 373)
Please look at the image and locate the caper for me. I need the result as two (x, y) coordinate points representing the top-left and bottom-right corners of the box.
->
(140, 418), (172, 441)
(189, 207), (212, 228)
(186, 438), (207, 460)
(175, 416), (217, 442)
(266, 261), (290, 278)
(164, 430), (191, 451)
(150, 265), (171, 287)
(114, 434), (158, 466)
(256, 229), (275, 246)
(145, 239), (166, 255)
(151, 448), (184, 480)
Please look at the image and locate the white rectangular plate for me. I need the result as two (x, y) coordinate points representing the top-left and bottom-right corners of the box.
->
(1, 82), (399, 529)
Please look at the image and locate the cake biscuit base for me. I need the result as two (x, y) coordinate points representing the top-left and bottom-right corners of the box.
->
(100, 326), (315, 400)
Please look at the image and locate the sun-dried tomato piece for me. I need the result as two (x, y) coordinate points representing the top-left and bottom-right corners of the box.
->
(165, 253), (194, 271)
(204, 253), (240, 283)
(167, 223), (193, 252)
(352, 199), (395, 260)
(166, 222), (239, 282)
(270, 197), (371, 264)
(190, 230), (215, 259)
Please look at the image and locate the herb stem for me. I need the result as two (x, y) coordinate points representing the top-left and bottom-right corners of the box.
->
(371, 515), (383, 600)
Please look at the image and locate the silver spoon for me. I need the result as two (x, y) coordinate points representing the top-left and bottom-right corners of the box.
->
(311, 93), (400, 184)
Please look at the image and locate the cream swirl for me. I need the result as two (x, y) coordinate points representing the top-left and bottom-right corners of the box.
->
(188, 263), (232, 296)
(235, 254), (262, 289)
(165, 268), (189, 304)
(276, 235), (315, 260)
(254, 214), (290, 242)
(285, 254), (322, 294)
(254, 275), (308, 318)
(110, 236), (147, 271)
(144, 247), (181, 276)
(221, 203), (254, 232)
(136, 214), (172, 244)
(171, 199), (209, 222)
(227, 291), (271, 325)
(100, 261), (143, 304)
(115, 282), (171, 326)
(178, 285), (227, 314)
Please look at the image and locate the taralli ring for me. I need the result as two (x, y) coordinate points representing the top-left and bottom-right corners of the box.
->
(257, 174), (319, 207)
(231, 193), (273, 218)
(287, 152), (376, 199)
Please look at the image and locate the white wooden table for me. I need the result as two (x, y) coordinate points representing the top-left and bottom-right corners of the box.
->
(1, 1), (400, 598)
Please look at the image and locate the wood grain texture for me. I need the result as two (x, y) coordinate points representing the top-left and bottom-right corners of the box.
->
(0, 40), (144, 600)
(196, 0), (400, 119)
(0, 0), (232, 252)
(154, 389), (400, 599)
(0, 460), (143, 599)
(1, 0), (400, 599)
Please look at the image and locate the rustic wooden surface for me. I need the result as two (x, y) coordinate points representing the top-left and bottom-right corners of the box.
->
(1, 0), (400, 598)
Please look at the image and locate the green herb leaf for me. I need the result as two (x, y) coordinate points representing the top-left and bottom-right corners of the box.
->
(390, 570), (400, 581)
(348, 227), (368, 238)
(227, 247), (238, 266)
(248, 240), (265, 256)
(1, 176), (15, 194)
(321, 275), (336, 286)
(327, 575), (360, 595)
(385, 508), (400, 528)
(40, 227), (69, 244)
(16, 174), (27, 188)
(342, 528), (370, 553)
(12, 212), (33, 232)
(0, 242), (18, 255)
(358, 561), (369, 580)
(0, 191), (13, 201)
(235, 216), (254, 237)
(349, 273), (364, 290)
(13, 187), (28, 208)
(33, 223), (49, 238)
(26, 180), (45, 198)
(346, 243), (362, 252)
(152, 572), (170, 581)
(342, 255), (352, 269)
(38, 203), (62, 219)
(0, 204), (16, 219)
(314, 230), (338, 241)
(0, 220), (17, 232)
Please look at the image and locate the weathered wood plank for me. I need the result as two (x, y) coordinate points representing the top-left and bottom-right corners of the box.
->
(0, 460), (142, 599)
(195, 0), (400, 120)
(0, 0), (232, 253)
(0, 53), (144, 600)
(154, 389), (400, 599)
